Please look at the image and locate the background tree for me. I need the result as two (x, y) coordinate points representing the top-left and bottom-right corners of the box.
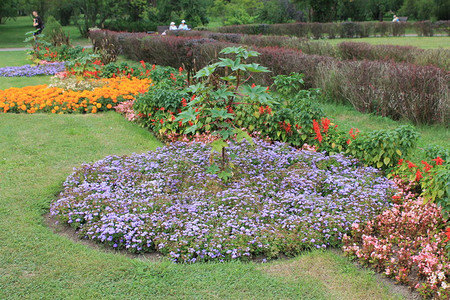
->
(0, 0), (17, 24)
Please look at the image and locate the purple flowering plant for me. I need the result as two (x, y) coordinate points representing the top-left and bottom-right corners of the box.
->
(51, 140), (395, 263)
(0, 62), (66, 77)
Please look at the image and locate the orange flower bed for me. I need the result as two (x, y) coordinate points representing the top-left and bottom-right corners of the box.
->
(0, 77), (152, 114)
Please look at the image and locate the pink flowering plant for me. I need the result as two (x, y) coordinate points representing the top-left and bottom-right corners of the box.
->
(344, 171), (450, 298)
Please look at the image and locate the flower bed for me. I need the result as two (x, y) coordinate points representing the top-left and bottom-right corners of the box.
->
(343, 195), (449, 298)
(0, 62), (66, 77)
(0, 77), (151, 114)
(50, 140), (395, 263)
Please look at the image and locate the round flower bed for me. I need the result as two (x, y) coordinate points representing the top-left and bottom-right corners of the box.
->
(51, 140), (395, 262)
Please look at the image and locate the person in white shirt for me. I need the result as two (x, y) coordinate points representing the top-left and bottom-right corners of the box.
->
(178, 20), (189, 30)
(169, 22), (177, 30)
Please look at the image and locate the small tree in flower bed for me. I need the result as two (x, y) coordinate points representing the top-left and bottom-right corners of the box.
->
(176, 46), (274, 180)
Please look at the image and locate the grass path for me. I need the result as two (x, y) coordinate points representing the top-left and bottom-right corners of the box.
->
(0, 112), (409, 299)
(324, 36), (450, 49)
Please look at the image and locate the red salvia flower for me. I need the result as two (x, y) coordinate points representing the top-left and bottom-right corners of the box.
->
(408, 161), (417, 168)
(432, 157), (445, 165)
(313, 119), (322, 143)
(415, 169), (423, 181)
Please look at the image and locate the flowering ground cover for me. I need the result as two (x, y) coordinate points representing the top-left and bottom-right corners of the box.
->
(0, 77), (151, 114)
(51, 140), (395, 263)
(0, 62), (66, 77)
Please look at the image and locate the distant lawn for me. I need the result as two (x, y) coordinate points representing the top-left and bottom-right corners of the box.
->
(324, 36), (450, 49)
(0, 16), (89, 48)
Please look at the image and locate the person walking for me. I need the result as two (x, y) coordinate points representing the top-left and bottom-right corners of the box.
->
(32, 11), (44, 41)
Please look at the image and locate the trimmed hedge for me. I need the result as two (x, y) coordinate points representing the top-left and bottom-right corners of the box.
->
(215, 21), (450, 38)
(89, 30), (450, 125)
(169, 30), (449, 70)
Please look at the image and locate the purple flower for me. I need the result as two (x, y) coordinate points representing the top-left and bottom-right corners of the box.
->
(51, 140), (395, 263)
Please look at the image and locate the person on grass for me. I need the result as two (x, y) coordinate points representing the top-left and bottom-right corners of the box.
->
(32, 11), (44, 41)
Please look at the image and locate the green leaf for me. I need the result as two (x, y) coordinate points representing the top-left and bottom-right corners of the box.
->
(176, 107), (197, 122)
(210, 109), (234, 120)
(384, 157), (390, 165)
(211, 139), (229, 153)
(184, 124), (198, 134)
(396, 149), (402, 156)
(206, 163), (220, 174)
(234, 128), (254, 145)
(243, 63), (270, 73)
(194, 64), (218, 78)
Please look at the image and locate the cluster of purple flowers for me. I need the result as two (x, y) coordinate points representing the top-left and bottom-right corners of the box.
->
(0, 62), (66, 77)
(51, 140), (395, 263)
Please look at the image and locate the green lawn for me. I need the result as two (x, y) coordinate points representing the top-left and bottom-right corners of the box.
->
(324, 36), (450, 49)
(0, 16), (89, 48)
(0, 112), (409, 299)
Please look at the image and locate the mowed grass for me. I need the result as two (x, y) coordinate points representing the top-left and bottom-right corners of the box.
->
(0, 16), (89, 48)
(0, 112), (409, 299)
(324, 36), (450, 49)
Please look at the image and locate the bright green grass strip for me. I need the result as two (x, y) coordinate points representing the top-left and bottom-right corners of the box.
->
(0, 112), (406, 299)
(0, 16), (89, 49)
(0, 75), (52, 90)
(324, 36), (450, 49)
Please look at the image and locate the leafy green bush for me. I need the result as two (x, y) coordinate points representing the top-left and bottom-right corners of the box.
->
(43, 16), (71, 46)
(347, 125), (419, 170)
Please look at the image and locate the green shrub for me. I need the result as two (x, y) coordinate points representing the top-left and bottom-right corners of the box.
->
(347, 125), (419, 170)
(43, 16), (70, 46)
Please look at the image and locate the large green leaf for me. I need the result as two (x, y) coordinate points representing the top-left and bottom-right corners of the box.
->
(210, 109), (234, 120)
(211, 139), (229, 153)
(176, 107), (197, 122)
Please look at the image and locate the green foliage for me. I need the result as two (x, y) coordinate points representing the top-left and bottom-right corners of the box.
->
(0, 0), (17, 24)
(347, 125), (419, 170)
(133, 84), (189, 135)
(421, 163), (449, 215)
(177, 46), (273, 173)
(158, 0), (209, 28)
(43, 15), (70, 46)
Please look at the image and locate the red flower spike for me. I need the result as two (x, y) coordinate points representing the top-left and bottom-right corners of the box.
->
(432, 157), (444, 165)
(445, 228), (450, 242)
(408, 161), (417, 168)
(251, 83), (256, 88)
(415, 169), (423, 181)
(259, 106), (264, 114)
(312, 119), (322, 143)
(140, 60), (146, 68)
